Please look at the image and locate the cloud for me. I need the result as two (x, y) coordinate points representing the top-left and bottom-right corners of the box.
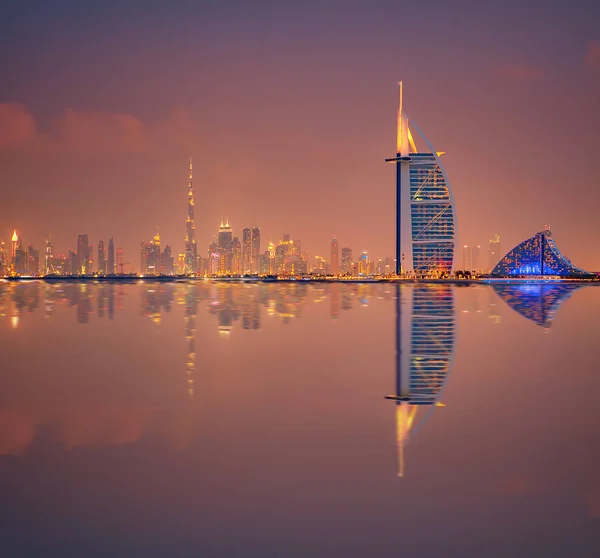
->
(0, 103), (37, 148)
(59, 109), (151, 153)
(493, 474), (541, 496)
(0, 104), (200, 154)
(495, 65), (544, 81)
(584, 40), (600, 72)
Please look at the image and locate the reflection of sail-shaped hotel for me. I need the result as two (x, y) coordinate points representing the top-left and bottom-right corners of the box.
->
(386, 285), (456, 477)
(491, 283), (583, 329)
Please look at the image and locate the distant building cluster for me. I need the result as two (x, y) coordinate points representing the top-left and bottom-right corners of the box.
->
(0, 231), (125, 277)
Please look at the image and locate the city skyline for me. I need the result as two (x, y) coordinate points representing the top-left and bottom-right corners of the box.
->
(1, 1), (599, 271)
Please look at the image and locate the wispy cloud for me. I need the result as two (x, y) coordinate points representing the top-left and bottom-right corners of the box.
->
(495, 64), (544, 81)
(0, 103), (37, 148)
(584, 40), (600, 72)
(0, 104), (200, 154)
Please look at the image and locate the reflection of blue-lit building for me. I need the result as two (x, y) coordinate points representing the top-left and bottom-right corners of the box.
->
(386, 285), (456, 476)
(492, 283), (583, 328)
(492, 228), (588, 277)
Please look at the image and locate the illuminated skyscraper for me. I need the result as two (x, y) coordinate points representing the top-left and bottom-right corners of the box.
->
(97, 240), (106, 274)
(45, 236), (54, 275)
(385, 83), (456, 276)
(150, 232), (161, 275)
(218, 220), (233, 273)
(141, 241), (152, 275)
(107, 238), (115, 274)
(15, 238), (27, 274)
(231, 237), (242, 275)
(488, 234), (501, 272)
(357, 251), (369, 275)
(0, 240), (6, 276)
(162, 245), (174, 274)
(116, 247), (124, 274)
(27, 244), (39, 275)
(330, 236), (339, 275)
(462, 245), (480, 272)
(341, 247), (353, 274)
(77, 234), (89, 275)
(11, 230), (18, 265)
(242, 228), (252, 273)
(251, 227), (260, 273)
(140, 233), (161, 275)
(184, 157), (197, 273)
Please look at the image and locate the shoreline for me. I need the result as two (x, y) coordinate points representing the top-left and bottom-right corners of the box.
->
(1, 276), (599, 285)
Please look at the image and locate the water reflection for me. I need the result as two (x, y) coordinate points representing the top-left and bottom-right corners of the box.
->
(386, 285), (456, 477)
(492, 283), (584, 328)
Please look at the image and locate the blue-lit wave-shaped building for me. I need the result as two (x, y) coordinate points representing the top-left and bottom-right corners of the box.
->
(491, 229), (590, 277)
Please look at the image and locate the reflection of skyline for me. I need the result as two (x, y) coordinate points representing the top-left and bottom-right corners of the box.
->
(386, 285), (456, 477)
(492, 283), (584, 328)
(0, 281), (406, 330)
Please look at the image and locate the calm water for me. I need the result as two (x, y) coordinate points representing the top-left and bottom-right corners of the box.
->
(1, 281), (599, 557)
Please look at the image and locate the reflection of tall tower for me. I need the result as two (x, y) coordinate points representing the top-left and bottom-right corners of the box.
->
(386, 285), (456, 477)
(185, 157), (197, 274)
(330, 283), (340, 320)
(184, 285), (197, 399)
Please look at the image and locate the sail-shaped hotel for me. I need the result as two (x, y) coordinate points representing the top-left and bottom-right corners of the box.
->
(386, 83), (457, 276)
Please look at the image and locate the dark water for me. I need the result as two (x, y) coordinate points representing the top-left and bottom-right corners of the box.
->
(0, 281), (599, 557)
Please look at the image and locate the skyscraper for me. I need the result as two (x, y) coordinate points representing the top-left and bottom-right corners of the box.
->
(98, 240), (106, 274)
(11, 230), (18, 265)
(341, 247), (353, 274)
(141, 241), (152, 275)
(218, 220), (233, 273)
(15, 238), (27, 274)
(462, 245), (480, 272)
(107, 238), (115, 274)
(162, 245), (174, 274)
(231, 237), (242, 275)
(116, 247), (124, 274)
(242, 228), (252, 273)
(330, 236), (339, 275)
(251, 227), (260, 274)
(45, 236), (54, 275)
(26, 244), (39, 275)
(184, 157), (197, 273)
(385, 82), (456, 276)
(77, 234), (89, 275)
(488, 234), (501, 272)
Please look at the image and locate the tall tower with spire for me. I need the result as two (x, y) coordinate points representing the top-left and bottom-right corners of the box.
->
(385, 82), (456, 276)
(11, 230), (18, 265)
(184, 157), (197, 273)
